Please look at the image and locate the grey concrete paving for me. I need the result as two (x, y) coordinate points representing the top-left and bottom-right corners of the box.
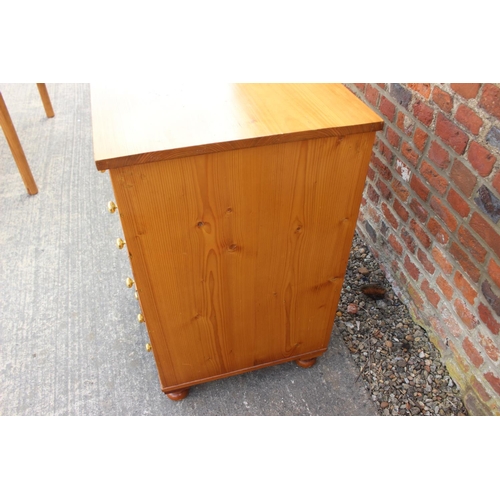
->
(0, 83), (377, 415)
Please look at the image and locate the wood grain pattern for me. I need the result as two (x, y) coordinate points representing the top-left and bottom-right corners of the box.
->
(91, 84), (383, 170)
(109, 132), (376, 392)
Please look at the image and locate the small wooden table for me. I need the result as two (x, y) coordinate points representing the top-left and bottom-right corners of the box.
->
(90, 84), (383, 400)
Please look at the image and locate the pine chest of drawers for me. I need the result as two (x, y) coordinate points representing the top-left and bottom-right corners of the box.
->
(90, 84), (383, 400)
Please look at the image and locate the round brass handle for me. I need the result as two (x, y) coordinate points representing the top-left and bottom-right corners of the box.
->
(126, 277), (135, 288)
(107, 201), (117, 213)
(134, 291), (139, 300)
(145, 343), (152, 352)
(138, 313), (145, 323)
(116, 238), (125, 249)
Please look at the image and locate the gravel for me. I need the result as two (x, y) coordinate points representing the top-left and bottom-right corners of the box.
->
(335, 232), (468, 416)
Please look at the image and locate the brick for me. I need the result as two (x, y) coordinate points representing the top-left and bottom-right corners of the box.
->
(484, 372), (500, 397)
(381, 202), (398, 229)
(454, 271), (478, 305)
(407, 283), (424, 308)
(413, 100), (434, 127)
(410, 198), (429, 223)
(378, 139), (394, 164)
(380, 96), (396, 121)
(462, 337), (484, 367)
(486, 127), (500, 151)
(422, 279), (441, 307)
(401, 228), (417, 253)
(388, 234), (403, 255)
(380, 220), (389, 237)
(449, 242), (481, 282)
(432, 87), (453, 113)
(467, 141), (496, 177)
(354, 83), (366, 92)
(471, 375), (493, 403)
(393, 198), (409, 221)
(430, 196), (458, 232)
(447, 189), (470, 218)
(364, 221), (377, 242)
(488, 259), (500, 289)
(376, 84), (387, 90)
(455, 104), (483, 135)
(417, 247), (435, 274)
(440, 307), (463, 338)
(428, 141), (450, 169)
(410, 174), (430, 201)
(408, 83), (431, 99)
(432, 246), (453, 274)
(390, 83), (412, 109)
(450, 159), (477, 197)
(367, 165), (376, 181)
(436, 113), (469, 154)
(413, 127), (429, 152)
(493, 171), (500, 195)
(371, 152), (392, 181)
(482, 280), (500, 316)
(401, 141), (419, 166)
(470, 212), (500, 260)
(474, 185), (500, 223)
(428, 217), (449, 245)
(394, 159), (412, 183)
(457, 225), (487, 263)
(376, 179), (392, 200)
(386, 126), (401, 148)
(479, 84), (500, 120)
(437, 275), (454, 299)
(411, 219), (432, 247)
(365, 84), (380, 106)
(478, 332), (500, 362)
(451, 83), (481, 100)
(396, 112), (415, 136)
(404, 255), (420, 280)
(478, 303), (500, 335)
(367, 183), (380, 203)
(421, 161), (448, 194)
(367, 205), (381, 224)
(391, 178), (410, 202)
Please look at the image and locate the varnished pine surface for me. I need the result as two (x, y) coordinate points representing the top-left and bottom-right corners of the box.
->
(91, 83), (383, 170)
(109, 133), (375, 389)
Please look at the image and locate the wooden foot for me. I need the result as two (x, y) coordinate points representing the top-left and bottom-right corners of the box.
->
(296, 358), (317, 369)
(166, 388), (190, 401)
(36, 84), (55, 118)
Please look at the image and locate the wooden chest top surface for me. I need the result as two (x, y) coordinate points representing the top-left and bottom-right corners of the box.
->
(90, 83), (383, 170)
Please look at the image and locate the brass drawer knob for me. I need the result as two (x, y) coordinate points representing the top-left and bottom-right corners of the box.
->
(126, 277), (135, 288)
(145, 343), (152, 352)
(135, 291), (139, 300)
(138, 313), (145, 323)
(116, 238), (126, 249)
(107, 201), (117, 213)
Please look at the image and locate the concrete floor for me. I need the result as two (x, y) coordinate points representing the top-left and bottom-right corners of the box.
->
(0, 83), (377, 416)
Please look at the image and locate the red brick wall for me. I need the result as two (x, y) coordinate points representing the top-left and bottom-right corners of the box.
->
(345, 83), (500, 415)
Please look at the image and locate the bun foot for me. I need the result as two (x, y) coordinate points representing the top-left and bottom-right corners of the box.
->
(296, 358), (317, 368)
(166, 388), (190, 401)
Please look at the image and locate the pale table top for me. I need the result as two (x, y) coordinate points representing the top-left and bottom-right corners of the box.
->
(90, 83), (384, 170)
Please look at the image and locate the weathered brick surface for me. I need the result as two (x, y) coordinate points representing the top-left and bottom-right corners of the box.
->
(468, 141), (497, 177)
(450, 83), (481, 99)
(456, 104), (483, 135)
(432, 87), (453, 113)
(436, 113), (469, 154)
(450, 159), (477, 197)
(474, 185), (500, 223)
(479, 84), (500, 120)
(345, 82), (500, 415)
